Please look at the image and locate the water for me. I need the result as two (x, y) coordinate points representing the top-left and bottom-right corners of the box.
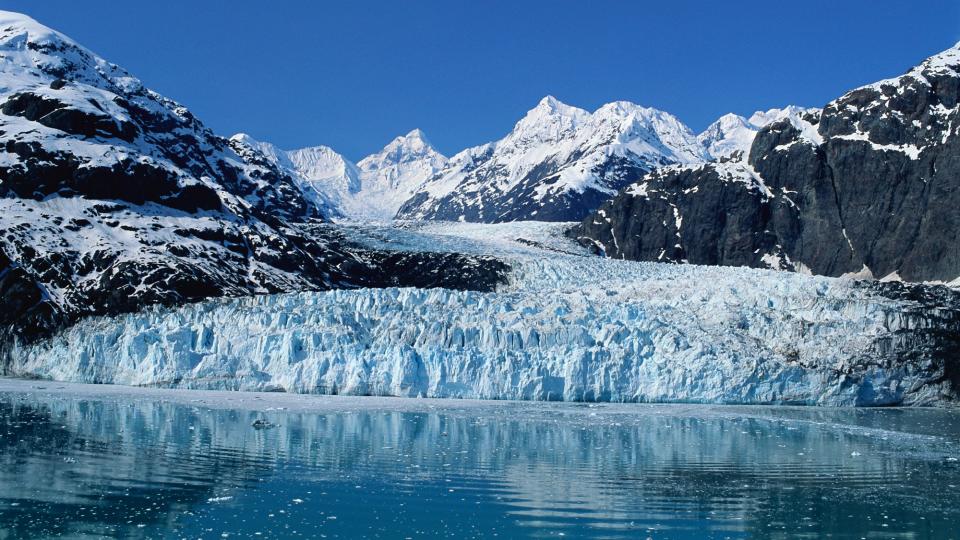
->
(0, 380), (959, 539)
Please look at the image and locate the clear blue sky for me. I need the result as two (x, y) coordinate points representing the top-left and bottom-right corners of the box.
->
(3, 0), (958, 159)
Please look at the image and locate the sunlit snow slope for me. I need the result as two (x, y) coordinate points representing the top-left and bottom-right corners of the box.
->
(8, 222), (959, 406)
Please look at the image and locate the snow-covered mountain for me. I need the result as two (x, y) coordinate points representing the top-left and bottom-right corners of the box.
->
(0, 10), (503, 348)
(573, 42), (960, 284)
(395, 96), (710, 222)
(229, 133), (359, 216)
(230, 99), (819, 225)
(3, 9), (958, 406)
(696, 106), (821, 159)
(233, 129), (448, 221)
(353, 129), (449, 220)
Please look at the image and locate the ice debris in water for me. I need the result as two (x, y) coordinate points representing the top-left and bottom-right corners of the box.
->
(251, 419), (277, 429)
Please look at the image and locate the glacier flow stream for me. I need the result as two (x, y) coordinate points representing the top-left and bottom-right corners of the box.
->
(6, 222), (959, 405)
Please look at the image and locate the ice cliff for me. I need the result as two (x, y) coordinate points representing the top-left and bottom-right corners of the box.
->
(6, 223), (958, 406)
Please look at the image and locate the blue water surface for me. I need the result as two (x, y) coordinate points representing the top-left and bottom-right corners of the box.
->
(0, 380), (958, 539)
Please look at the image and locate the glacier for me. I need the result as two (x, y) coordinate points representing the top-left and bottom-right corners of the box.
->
(6, 222), (958, 406)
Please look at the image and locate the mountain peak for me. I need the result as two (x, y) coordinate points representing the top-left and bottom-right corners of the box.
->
(0, 10), (88, 69)
(364, 128), (445, 168)
(229, 132), (259, 146)
(697, 113), (757, 159)
(404, 127), (427, 140)
(391, 128), (438, 154)
(509, 96), (589, 145)
(528, 95), (586, 117)
(594, 100), (647, 116)
(0, 10), (58, 42)
(536, 95), (564, 110)
(914, 40), (960, 74)
(715, 112), (750, 126)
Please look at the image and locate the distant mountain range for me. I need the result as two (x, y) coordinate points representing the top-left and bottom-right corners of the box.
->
(231, 128), (448, 222)
(236, 96), (816, 223)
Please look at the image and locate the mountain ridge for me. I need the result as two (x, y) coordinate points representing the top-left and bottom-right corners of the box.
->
(232, 95), (821, 225)
(395, 96), (704, 222)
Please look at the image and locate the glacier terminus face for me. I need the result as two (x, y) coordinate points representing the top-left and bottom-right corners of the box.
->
(7, 222), (958, 406)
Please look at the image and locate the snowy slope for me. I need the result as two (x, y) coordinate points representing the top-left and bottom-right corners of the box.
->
(9, 222), (958, 406)
(353, 129), (449, 220)
(232, 129), (447, 222)
(229, 133), (357, 217)
(395, 96), (710, 222)
(0, 11), (323, 223)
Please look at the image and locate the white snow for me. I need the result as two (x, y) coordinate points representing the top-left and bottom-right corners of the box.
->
(696, 106), (823, 160)
(833, 132), (923, 160)
(6, 221), (950, 406)
(0, 10), (324, 224)
(750, 106), (824, 146)
(697, 113), (758, 159)
(865, 41), (960, 91)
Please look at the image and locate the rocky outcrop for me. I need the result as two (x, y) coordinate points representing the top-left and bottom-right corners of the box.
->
(572, 43), (960, 284)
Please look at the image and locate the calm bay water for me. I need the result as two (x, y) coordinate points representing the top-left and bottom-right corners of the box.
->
(0, 381), (958, 539)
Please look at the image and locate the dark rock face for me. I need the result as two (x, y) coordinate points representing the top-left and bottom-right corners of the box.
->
(0, 207), (511, 367)
(2, 91), (138, 141)
(853, 280), (960, 400)
(571, 156), (788, 268)
(573, 45), (960, 284)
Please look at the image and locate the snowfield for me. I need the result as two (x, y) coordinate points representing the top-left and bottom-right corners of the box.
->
(6, 222), (957, 406)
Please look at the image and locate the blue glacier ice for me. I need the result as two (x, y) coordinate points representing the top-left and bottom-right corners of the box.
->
(6, 222), (956, 405)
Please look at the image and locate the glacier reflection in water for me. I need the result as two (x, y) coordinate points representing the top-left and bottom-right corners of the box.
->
(0, 383), (959, 539)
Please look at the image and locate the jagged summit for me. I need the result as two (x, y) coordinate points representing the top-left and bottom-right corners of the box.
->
(694, 106), (822, 159)
(696, 113), (755, 159)
(508, 96), (589, 146)
(747, 105), (819, 129)
(533, 94), (575, 112)
(918, 40), (960, 72)
(1, 10), (81, 55)
(395, 96), (710, 222)
(397, 127), (433, 148)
